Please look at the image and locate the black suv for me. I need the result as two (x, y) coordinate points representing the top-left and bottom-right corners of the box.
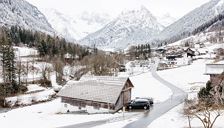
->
(127, 99), (150, 110)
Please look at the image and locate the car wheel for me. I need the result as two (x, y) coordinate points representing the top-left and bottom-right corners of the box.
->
(144, 106), (147, 110)
(129, 106), (132, 109)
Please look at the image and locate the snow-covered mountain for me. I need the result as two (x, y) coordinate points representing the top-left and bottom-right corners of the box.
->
(43, 9), (79, 41)
(157, 13), (176, 27)
(80, 6), (164, 51)
(157, 0), (224, 41)
(43, 9), (111, 41)
(0, 0), (54, 34)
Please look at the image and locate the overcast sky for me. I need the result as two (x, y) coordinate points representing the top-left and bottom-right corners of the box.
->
(26, 0), (210, 18)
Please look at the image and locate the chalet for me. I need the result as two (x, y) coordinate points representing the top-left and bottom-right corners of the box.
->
(166, 54), (183, 60)
(118, 64), (126, 72)
(155, 48), (166, 54)
(165, 48), (184, 60)
(64, 53), (79, 63)
(57, 76), (134, 112)
(185, 48), (195, 58)
(165, 49), (183, 66)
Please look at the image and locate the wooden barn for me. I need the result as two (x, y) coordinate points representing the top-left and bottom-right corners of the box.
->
(57, 76), (134, 111)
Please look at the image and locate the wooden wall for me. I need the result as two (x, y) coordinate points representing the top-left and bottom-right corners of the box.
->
(61, 96), (115, 110)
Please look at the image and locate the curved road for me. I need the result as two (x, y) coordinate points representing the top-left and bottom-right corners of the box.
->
(60, 59), (187, 128)
(123, 59), (187, 128)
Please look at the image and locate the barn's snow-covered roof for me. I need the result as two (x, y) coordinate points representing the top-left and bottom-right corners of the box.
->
(205, 60), (224, 75)
(57, 76), (131, 104)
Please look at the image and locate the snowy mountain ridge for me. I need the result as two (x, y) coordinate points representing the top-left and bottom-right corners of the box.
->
(157, 0), (224, 41)
(80, 6), (164, 51)
(0, 0), (54, 35)
(43, 9), (111, 41)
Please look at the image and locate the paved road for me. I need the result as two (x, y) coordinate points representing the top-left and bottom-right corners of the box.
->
(59, 59), (187, 128)
(123, 59), (187, 128)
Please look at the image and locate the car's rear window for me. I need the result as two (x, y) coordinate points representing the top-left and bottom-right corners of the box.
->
(134, 99), (149, 102)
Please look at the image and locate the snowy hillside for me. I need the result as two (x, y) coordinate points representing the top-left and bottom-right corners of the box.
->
(156, 13), (176, 27)
(80, 6), (164, 51)
(0, 0), (54, 34)
(43, 9), (111, 41)
(157, 0), (224, 41)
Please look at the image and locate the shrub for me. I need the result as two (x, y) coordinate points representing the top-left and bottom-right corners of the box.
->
(198, 81), (212, 99)
(19, 85), (28, 93)
(39, 79), (52, 87)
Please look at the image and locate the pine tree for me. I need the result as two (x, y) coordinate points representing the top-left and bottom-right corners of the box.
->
(0, 34), (18, 94)
(3, 45), (18, 93)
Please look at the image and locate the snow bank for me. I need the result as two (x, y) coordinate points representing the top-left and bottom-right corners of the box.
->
(93, 117), (138, 128)
(26, 84), (46, 93)
(5, 89), (56, 107)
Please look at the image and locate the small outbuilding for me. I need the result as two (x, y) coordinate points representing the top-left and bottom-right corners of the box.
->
(205, 60), (224, 81)
(57, 76), (134, 111)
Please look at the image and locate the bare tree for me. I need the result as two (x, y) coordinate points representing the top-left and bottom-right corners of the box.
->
(40, 62), (52, 87)
(52, 58), (64, 85)
(184, 99), (222, 128)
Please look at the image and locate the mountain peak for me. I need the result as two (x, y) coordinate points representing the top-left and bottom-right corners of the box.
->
(42, 8), (111, 40)
(80, 6), (164, 51)
(0, 0), (54, 34)
(140, 5), (150, 12)
(120, 6), (153, 18)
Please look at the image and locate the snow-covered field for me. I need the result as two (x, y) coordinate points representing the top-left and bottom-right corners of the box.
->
(119, 60), (172, 103)
(130, 72), (172, 103)
(0, 98), (126, 128)
(14, 46), (38, 57)
(157, 59), (211, 99)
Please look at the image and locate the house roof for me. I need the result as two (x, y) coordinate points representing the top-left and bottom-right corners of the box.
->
(57, 76), (132, 104)
(205, 61), (224, 75)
